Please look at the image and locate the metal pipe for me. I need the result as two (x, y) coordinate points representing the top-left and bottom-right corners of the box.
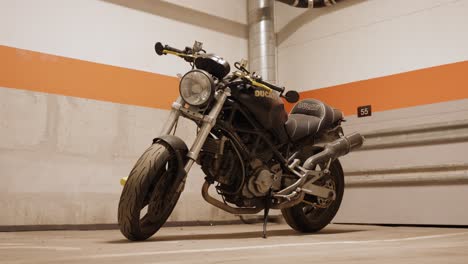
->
(346, 173), (468, 188)
(186, 90), (230, 163)
(247, 0), (345, 85)
(271, 192), (305, 209)
(201, 181), (264, 214)
(276, 0), (343, 8)
(248, 0), (277, 83)
(160, 96), (184, 135)
(303, 132), (364, 170)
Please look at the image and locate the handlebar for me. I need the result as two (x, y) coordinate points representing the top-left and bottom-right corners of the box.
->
(155, 42), (185, 56)
(233, 71), (285, 94)
(155, 40), (299, 103)
(156, 41), (284, 94)
(154, 42), (195, 62)
(249, 75), (298, 103)
(233, 62), (285, 94)
(256, 79), (285, 94)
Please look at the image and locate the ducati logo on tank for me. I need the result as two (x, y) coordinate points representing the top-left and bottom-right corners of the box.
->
(254, 90), (275, 98)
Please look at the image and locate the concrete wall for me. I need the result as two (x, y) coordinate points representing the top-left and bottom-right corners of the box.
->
(336, 99), (468, 225)
(0, 0), (247, 226)
(2, 0), (467, 228)
(275, 0), (468, 225)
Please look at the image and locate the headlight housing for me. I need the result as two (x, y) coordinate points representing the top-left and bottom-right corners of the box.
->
(179, 69), (214, 107)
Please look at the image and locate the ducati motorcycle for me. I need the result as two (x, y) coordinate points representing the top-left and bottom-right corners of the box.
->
(118, 41), (364, 241)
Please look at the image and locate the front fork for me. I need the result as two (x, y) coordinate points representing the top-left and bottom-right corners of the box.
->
(160, 89), (230, 174)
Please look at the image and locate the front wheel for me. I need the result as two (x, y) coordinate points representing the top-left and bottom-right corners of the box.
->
(118, 143), (184, 241)
(281, 159), (344, 233)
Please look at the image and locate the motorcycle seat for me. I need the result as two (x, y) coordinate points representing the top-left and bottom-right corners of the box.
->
(285, 99), (343, 142)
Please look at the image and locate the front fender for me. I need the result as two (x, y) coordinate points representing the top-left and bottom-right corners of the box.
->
(153, 135), (188, 177)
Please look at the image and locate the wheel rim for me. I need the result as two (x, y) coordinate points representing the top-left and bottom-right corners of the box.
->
(302, 173), (337, 219)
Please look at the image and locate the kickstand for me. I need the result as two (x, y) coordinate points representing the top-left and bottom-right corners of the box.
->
(262, 189), (272, 239)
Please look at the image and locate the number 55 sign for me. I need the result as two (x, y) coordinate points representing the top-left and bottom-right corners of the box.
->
(357, 105), (372, 118)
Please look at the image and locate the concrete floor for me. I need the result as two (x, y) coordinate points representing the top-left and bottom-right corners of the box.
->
(1, 224), (468, 264)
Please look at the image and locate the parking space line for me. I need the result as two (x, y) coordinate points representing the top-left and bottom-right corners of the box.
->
(0, 246), (81, 251)
(78, 231), (468, 259)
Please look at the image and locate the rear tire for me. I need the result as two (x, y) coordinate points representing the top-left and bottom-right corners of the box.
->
(118, 143), (184, 241)
(281, 159), (344, 233)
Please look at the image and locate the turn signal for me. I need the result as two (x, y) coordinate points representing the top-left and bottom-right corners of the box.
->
(120, 177), (128, 186)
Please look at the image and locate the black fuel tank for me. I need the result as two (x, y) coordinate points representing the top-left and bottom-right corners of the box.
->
(232, 85), (288, 130)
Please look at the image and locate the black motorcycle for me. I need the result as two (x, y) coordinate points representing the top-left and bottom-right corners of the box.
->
(118, 41), (364, 241)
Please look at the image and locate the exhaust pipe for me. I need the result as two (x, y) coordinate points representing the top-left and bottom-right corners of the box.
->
(202, 181), (264, 214)
(276, 0), (343, 8)
(303, 132), (364, 170)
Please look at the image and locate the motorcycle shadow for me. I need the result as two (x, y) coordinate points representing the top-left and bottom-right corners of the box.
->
(106, 227), (364, 244)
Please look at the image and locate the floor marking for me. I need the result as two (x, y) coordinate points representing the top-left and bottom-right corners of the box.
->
(0, 246), (81, 251)
(157, 241), (180, 244)
(76, 231), (468, 259)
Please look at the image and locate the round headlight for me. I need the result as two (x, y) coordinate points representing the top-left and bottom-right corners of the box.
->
(179, 69), (214, 107)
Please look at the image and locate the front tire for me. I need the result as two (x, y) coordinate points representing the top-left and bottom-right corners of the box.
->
(281, 159), (344, 233)
(118, 143), (184, 241)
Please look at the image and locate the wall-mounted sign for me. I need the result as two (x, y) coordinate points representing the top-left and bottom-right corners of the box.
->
(357, 105), (372, 118)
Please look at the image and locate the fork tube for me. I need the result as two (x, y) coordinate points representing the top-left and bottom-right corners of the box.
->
(160, 97), (184, 135)
(184, 89), (230, 172)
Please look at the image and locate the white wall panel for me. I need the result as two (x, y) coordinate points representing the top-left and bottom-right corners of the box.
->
(0, 0), (247, 78)
(276, 0), (468, 90)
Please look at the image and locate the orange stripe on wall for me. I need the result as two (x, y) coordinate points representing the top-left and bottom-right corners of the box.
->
(2, 45), (468, 114)
(0, 45), (179, 110)
(295, 61), (468, 116)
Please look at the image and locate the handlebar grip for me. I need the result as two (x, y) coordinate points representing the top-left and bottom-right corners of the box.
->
(257, 79), (285, 93)
(154, 42), (185, 56)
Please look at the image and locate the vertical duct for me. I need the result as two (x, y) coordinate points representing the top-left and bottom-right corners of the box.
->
(248, 0), (277, 83)
(247, 0), (344, 84)
(276, 0), (343, 8)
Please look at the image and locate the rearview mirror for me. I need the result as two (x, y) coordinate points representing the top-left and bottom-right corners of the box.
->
(240, 59), (248, 69)
(192, 41), (203, 53)
(285, 90), (300, 103)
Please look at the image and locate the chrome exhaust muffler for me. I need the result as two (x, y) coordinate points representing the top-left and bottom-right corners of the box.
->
(303, 132), (364, 170)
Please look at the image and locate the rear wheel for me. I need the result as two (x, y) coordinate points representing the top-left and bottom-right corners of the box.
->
(118, 143), (184, 241)
(281, 159), (344, 233)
